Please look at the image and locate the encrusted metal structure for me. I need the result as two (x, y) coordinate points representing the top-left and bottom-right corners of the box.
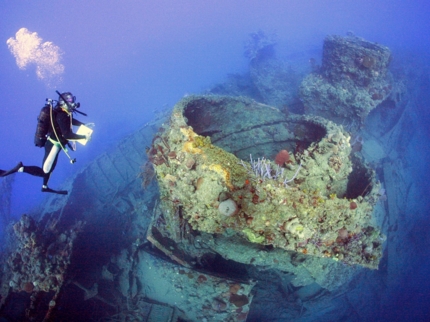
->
(149, 95), (384, 270)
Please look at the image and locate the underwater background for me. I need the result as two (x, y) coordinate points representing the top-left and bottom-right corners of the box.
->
(0, 1), (430, 321)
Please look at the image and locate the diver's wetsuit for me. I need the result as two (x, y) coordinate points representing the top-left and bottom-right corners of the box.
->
(41, 107), (85, 186)
(0, 163), (44, 178)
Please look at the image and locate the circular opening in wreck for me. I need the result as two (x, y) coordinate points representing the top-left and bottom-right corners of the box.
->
(183, 96), (327, 160)
(183, 98), (217, 137)
(345, 155), (374, 199)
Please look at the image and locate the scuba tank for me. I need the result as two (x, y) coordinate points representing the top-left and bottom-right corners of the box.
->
(34, 99), (55, 147)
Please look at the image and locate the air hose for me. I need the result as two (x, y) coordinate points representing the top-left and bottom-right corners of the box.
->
(49, 103), (76, 164)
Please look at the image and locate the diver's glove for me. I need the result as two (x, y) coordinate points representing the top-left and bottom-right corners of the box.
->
(85, 123), (95, 129)
(85, 133), (92, 142)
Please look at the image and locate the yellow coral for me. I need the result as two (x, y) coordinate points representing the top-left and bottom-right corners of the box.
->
(194, 135), (211, 148)
(207, 164), (233, 190)
(242, 228), (265, 243)
(180, 127), (204, 154)
(180, 127), (198, 140)
(183, 141), (202, 154)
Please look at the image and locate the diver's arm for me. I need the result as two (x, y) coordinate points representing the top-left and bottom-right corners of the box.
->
(72, 118), (84, 126)
(57, 112), (86, 141)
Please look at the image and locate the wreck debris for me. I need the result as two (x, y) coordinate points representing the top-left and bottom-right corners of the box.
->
(72, 281), (116, 308)
(133, 250), (256, 321)
(148, 95), (384, 269)
(244, 29), (278, 62)
(0, 214), (85, 319)
(300, 35), (392, 130)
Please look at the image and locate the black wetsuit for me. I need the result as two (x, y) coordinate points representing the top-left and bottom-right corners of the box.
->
(40, 107), (86, 185)
(50, 108), (86, 146)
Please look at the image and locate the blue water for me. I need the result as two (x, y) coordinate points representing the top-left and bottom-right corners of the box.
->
(1, 1), (429, 321)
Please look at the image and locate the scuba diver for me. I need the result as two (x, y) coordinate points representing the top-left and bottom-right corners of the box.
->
(0, 92), (93, 195)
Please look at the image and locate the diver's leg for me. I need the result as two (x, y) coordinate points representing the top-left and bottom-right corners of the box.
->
(21, 166), (45, 177)
(42, 140), (61, 176)
(1, 163), (46, 178)
(41, 140), (54, 186)
(0, 162), (23, 177)
(42, 140), (60, 187)
(41, 141), (67, 194)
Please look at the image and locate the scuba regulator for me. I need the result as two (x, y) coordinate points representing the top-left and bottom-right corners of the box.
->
(56, 91), (87, 116)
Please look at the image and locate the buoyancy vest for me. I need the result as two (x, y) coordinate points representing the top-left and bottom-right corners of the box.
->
(34, 104), (52, 147)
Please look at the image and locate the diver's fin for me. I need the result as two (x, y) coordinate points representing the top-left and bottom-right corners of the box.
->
(0, 162), (23, 177)
(42, 186), (68, 195)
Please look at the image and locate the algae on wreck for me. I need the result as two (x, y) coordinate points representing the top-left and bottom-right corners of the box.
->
(149, 95), (384, 269)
